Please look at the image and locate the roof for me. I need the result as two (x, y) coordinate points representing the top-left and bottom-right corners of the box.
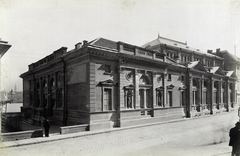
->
(187, 61), (199, 68)
(217, 50), (240, 62)
(90, 38), (118, 50)
(186, 61), (207, 72)
(0, 40), (11, 59)
(142, 36), (222, 59)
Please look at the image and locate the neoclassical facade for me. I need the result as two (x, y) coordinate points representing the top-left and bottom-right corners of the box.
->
(20, 36), (237, 130)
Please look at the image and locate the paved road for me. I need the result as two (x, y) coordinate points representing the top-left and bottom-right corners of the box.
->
(0, 111), (239, 156)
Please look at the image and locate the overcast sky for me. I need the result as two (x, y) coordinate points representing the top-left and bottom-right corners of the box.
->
(1, 0), (240, 92)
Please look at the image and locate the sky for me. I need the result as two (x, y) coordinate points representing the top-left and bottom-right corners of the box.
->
(0, 0), (240, 92)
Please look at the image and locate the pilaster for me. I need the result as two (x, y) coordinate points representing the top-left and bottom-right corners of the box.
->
(39, 78), (43, 108)
(163, 69), (167, 107)
(209, 78), (214, 114)
(219, 81), (222, 109)
(152, 72), (156, 116)
(134, 69), (140, 108)
(201, 78), (205, 108)
(225, 79), (229, 111)
(198, 79), (202, 112)
(186, 69), (192, 117)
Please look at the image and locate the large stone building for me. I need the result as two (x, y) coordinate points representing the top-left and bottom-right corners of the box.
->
(20, 36), (237, 130)
(209, 50), (240, 106)
(0, 39), (11, 93)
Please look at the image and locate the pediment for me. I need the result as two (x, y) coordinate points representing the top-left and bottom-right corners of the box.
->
(98, 79), (116, 86)
(167, 84), (175, 89)
(214, 67), (225, 75)
(187, 61), (207, 72)
(226, 71), (238, 79)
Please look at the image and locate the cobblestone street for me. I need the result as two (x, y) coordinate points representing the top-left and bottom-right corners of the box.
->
(0, 111), (238, 156)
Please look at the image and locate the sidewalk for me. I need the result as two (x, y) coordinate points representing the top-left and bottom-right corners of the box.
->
(1, 117), (189, 149)
(0, 111), (237, 156)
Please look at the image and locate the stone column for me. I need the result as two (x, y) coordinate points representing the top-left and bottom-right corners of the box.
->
(178, 48), (182, 63)
(198, 79), (202, 112)
(218, 81), (222, 109)
(119, 67), (125, 109)
(201, 78), (205, 111)
(152, 72), (156, 116)
(221, 84), (224, 107)
(152, 51), (156, 59)
(210, 78), (214, 114)
(191, 51), (194, 61)
(193, 91), (195, 105)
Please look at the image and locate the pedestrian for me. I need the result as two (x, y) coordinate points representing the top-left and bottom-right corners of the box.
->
(229, 122), (240, 156)
(43, 117), (50, 137)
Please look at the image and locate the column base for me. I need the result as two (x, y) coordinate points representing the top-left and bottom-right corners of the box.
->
(212, 108), (221, 114)
(202, 109), (210, 115)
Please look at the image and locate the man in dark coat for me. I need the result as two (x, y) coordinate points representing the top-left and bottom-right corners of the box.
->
(229, 122), (240, 156)
(43, 117), (51, 137)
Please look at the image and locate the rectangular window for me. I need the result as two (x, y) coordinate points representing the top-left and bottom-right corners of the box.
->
(181, 76), (185, 82)
(168, 91), (172, 107)
(103, 88), (112, 111)
(156, 90), (163, 107)
(168, 74), (171, 81)
(139, 89), (144, 109)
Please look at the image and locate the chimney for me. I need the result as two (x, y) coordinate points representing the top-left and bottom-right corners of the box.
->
(207, 49), (212, 54)
(216, 48), (220, 53)
(75, 42), (82, 49)
(83, 40), (88, 45)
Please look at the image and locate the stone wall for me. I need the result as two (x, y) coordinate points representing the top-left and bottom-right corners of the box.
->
(60, 124), (88, 134)
(1, 129), (43, 142)
(1, 113), (22, 132)
(66, 62), (89, 125)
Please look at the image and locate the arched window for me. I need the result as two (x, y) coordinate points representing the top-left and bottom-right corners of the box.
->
(139, 75), (150, 85)
(42, 80), (47, 88)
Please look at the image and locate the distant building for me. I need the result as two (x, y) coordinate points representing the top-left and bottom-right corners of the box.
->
(211, 50), (240, 106)
(7, 90), (23, 103)
(20, 36), (237, 131)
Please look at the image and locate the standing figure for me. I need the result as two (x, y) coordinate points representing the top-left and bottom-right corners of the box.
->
(229, 122), (240, 156)
(43, 117), (51, 137)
